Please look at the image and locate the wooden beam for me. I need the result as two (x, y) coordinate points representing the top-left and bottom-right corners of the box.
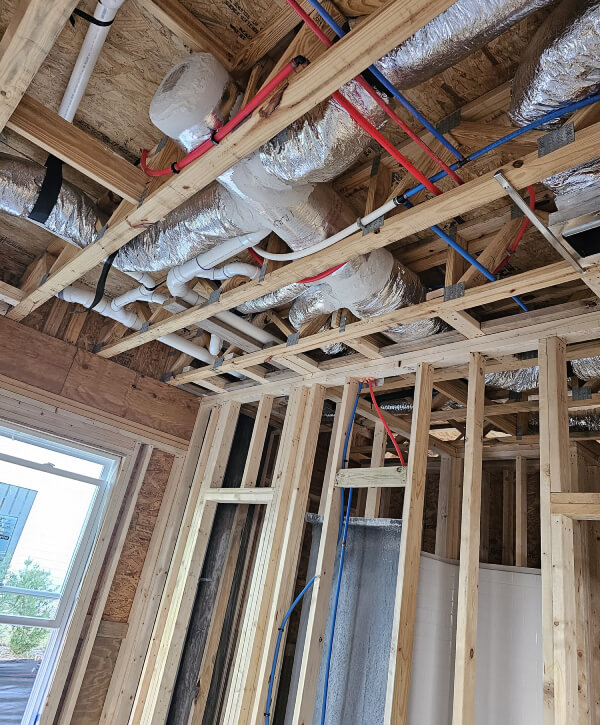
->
(84, 116), (600, 355)
(0, 0), (77, 131)
(385, 363), (433, 724)
(7, 95), (147, 203)
(365, 420), (386, 517)
(551, 493), (600, 520)
(433, 379), (516, 437)
(201, 487), (274, 503)
(335, 465), (407, 489)
(452, 352), (485, 725)
(515, 456), (528, 566)
(137, 0), (235, 70)
(539, 336), (577, 725)
(0, 280), (24, 306)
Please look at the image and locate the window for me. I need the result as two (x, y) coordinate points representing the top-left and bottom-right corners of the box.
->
(0, 424), (118, 725)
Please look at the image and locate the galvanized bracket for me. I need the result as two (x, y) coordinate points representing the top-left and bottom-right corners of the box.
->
(286, 332), (299, 346)
(94, 224), (108, 242)
(572, 386), (592, 401)
(208, 287), (222, 305)
(161, 372), (173, 383)
(92, 342), (104, 353)
(339, 312), (347, 333)
(359, 214), (384, 236)
(140, 321), (150, 333)
(537, 122), (574, 157)
(137, 187), (148, 208)
(510, 203), (525, 219)
(444, 282), (465, 302)
(493, 171), (584, 273)
(213, 356), (224, 369)
(259, 260), (268, 282)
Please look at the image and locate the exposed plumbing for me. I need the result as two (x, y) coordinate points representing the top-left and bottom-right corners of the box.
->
(58, 285), (215, 364)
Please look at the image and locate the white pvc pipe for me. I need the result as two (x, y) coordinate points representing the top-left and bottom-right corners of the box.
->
(121, 269), (157, 290)
(59, 0), (126, 122)
(111, 285), (167, 311)
(59, 285), (214, 364)
(253, 197), (398, 262)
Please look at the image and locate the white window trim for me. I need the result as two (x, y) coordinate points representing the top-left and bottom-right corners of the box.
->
(0, 423), (120, 725)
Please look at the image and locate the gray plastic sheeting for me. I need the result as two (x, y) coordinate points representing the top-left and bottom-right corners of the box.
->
(283, 514), (402, 725)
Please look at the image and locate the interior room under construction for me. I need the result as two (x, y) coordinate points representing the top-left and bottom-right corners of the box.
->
(0, 0), (600, 722)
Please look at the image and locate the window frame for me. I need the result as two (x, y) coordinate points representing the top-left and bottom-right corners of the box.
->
(0, 422), (119, 725)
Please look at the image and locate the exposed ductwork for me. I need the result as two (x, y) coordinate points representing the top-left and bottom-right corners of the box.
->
(0, 0), (559, 358)
(510, 0), (600, 208)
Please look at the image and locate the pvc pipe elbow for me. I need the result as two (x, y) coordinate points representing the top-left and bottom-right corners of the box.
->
(209, 333), (222, 356)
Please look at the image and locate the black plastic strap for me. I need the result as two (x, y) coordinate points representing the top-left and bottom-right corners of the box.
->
(70, 8), (114, 27)
(28, 155), (63, 224)
(171, 161), (181, 173)
(88, 251), (118, 310)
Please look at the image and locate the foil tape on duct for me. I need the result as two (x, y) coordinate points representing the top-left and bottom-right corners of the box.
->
(114, 182), (269, 274)
(484, 367), (540, 391)
(0, 154), (101, 249)
(509, 0), (600, 208)
(377, 0), (556, 90)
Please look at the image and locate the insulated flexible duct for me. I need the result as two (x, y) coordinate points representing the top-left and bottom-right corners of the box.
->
(510, 0), (600, 208)
(288, 249), (446, 342)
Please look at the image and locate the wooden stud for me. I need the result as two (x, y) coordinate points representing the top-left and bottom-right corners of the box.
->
(132, 401), (241, 725)
(515, 456), (528, 566)
(480, 469), (490, 563)
(223, 384), (325, 724)
(502, 467), (515, 566)
(290, 380), (360, 724)
(539, 336), (577, 725)
(550, 493), (600, 520)
(365, 420), (386, 517)
(436, 454), (463, 559)
(188, 395), (274, 723)
(452, 352), (485, 725)
(384, 362), (433, 724)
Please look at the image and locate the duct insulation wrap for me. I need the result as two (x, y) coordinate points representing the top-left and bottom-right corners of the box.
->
(528, 411), (600, 432)
(288, 249), (446, 345)
(376, 0), (555, 90)
(509, 0), (600, 209)
(484, 367), (540, 392)
(236, 282), (310, 315)
(121, 0), (555, 273)
(114, 182), (269, 273)
(571, 356), (600, 380)
(0, 154), (102, 249)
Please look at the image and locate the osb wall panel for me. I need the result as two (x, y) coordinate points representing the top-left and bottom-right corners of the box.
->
(103, 448), (174, 622)
(0, 317), (200, 439)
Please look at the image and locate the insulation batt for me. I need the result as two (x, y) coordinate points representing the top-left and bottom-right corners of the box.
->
(0, 154), (101, 250)
(509, 0), (600, 208)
